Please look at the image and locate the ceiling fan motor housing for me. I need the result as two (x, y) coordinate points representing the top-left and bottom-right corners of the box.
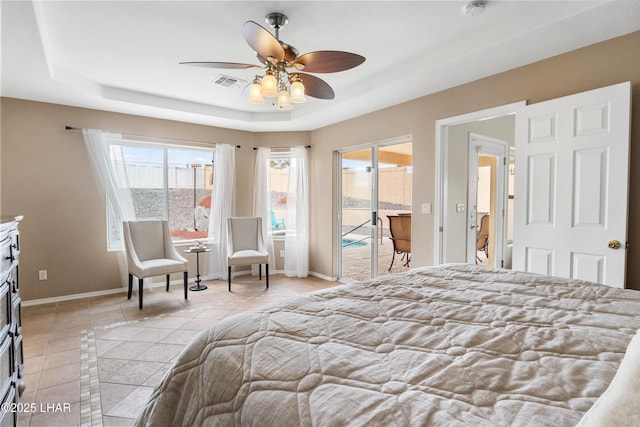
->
(265, 12), (288, 30)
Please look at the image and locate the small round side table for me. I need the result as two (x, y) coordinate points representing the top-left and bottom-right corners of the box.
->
(184, 248), (211, 291)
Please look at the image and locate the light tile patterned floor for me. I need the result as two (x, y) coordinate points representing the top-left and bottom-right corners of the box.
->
(20, 275), (339, 426)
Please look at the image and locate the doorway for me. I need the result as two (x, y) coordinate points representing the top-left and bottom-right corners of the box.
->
(435, 102), (522, 266)
(467, 134), (508, 268)
(338, 138), (413, 282)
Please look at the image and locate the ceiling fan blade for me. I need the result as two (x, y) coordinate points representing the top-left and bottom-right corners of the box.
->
(297, 73), (335, 99)
(291, 51), (365, 73)
(243, 21), (285, 61)
(180, 61), (262, 70)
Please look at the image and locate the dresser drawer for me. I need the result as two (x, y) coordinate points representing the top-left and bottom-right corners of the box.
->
(0, 284), (10, 340)
(0, 386), (16, 427)
(10, 332), (23, 397)
(0, 337), (12, 402)
(7, 267), (17, 296)
(3, 266), (16, 301)
(0, 229), (18, 273)
(10, 297), (19, 331)
(10, 308), (23, 384)
(0, 241), (13, 276)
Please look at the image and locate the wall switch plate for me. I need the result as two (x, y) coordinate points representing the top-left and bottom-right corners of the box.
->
(456, 203), (465, 213)
(38, 270), (47, 280)
(421, 203), (432, 214)
(279, 250), (285, 258)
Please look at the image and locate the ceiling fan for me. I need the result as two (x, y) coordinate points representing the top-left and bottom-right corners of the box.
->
(180, 13), (366, 109)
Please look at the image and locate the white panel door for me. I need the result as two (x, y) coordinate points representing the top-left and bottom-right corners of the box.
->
(513, 82), (631, 287)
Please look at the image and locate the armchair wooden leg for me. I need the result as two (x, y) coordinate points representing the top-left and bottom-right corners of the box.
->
(183, 271), (188, 300)
(166, 274), (170, 292)
(128, 274), (133, 299)
(138, 278), (144, 309)
(265, 264), (269, 289)
(228, 266), (232, 292)
(259, 264), (262, 280)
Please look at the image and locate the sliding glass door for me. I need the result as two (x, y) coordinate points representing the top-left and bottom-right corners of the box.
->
(338, 139), (412, 281)
(339, 148), (375, 281)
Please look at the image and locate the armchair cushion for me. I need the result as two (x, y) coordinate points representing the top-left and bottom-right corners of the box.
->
(228, 249), (269, 266)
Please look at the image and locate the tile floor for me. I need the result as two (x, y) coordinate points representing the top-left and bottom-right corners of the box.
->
(19, 275), (339, 426)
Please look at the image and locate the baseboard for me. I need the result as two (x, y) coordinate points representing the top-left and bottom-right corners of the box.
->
(22, 277), (194, 307)
(22, 271), (337, 306)
(309, 271), (338, 282)
(22, 287), (126, 307)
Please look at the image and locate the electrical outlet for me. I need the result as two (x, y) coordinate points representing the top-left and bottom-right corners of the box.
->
(38, 270), (47, 280)
(422, 203), (432, 214)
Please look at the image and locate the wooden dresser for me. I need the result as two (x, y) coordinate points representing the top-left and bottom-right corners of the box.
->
(0, 217), (23, 426)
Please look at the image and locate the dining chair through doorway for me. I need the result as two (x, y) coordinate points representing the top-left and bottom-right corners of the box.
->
(387, 215), (411, 271)
(476, 214), (490, 263)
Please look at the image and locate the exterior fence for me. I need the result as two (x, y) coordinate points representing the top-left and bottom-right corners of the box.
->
(122, 162), (213, 189)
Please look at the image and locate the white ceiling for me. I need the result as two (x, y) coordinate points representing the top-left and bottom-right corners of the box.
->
(2, 1), (639, 132)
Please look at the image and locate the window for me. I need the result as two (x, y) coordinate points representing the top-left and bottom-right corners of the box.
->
(107, 138), (214, 250)
(268, 152), (291, 237)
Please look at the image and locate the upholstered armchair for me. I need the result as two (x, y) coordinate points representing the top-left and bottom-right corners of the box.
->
(226, 217), (270, 292)
(122, 220), (189, 309)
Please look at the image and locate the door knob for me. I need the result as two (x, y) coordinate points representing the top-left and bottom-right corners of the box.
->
(608, 240), (621, 249)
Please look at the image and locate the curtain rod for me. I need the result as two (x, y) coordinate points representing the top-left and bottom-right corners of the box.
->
(252, 145), (311, 150)
(65, 126), (241, 149)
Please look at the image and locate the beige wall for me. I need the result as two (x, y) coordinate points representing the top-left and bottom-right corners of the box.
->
(2, 31), (640, 301)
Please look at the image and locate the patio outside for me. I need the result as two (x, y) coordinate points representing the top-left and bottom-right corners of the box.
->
(340, 142), (413, 281)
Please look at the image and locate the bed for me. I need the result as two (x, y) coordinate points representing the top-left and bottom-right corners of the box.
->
(136, 264), (640, 426)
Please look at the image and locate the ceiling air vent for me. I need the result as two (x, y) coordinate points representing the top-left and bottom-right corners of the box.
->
(211, 75), (246, 89)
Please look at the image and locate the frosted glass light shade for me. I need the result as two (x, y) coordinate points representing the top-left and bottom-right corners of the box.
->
(277, 89), (292, 110)
(290, 80), (306, 103)
(248, 81), (264, 104)
(261, 74), (278, 97)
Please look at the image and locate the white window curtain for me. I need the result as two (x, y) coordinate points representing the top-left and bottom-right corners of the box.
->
(82, 129), (136, 287)
(284, 146), (309, 277)
(253, 147), (276, 274)
(207, 143), (235, 279)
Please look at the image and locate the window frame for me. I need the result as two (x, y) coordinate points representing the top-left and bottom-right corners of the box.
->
(106, 137), (215, 251)
(267, 150), (293, 240)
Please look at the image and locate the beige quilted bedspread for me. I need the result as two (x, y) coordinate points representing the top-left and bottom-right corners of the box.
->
(136, 264), (640, 426)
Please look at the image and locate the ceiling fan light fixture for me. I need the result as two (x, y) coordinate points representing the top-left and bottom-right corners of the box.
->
(248, 77), (265, 104)
(261, 72), (278, 97)
(290, 79), (306, 103)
